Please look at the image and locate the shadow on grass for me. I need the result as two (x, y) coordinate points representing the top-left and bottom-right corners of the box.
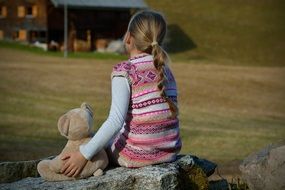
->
(165, 24), (197, 53)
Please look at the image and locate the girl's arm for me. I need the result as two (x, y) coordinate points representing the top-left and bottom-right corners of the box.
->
(79, 76), (130, 160)
(61, 76), (130, 177)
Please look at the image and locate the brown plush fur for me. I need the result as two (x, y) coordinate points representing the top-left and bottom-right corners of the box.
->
(37, 103), (109, 181)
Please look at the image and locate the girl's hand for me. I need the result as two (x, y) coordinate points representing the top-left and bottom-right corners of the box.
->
(60, 151), (88, 177)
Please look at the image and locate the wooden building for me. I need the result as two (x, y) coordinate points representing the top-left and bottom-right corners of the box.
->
(0, 0), (147, 51)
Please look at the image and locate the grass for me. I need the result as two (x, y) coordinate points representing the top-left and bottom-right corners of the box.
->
(146, 0), (285, 66)
(0, 40), (127, 60)
(0, 47), (284, 165)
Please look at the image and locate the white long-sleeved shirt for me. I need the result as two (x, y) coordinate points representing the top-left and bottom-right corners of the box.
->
(79, 77), (130, 160)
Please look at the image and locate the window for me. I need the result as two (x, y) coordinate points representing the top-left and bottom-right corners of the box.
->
(18, 6), (25, 18)
(32, 5), (38, 17)
(18, 5), (37, 18)
(26, 5), (38, 18)
(0, 30), (4, 40)
(26, 6), (33, 16)
(17, 30), (27, 41)
(0, 6), (7, 18)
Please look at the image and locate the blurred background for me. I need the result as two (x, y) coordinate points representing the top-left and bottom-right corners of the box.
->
(0, 0), (284, 179)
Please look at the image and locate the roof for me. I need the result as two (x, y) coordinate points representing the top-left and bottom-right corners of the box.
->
(50, 0), (148, 9)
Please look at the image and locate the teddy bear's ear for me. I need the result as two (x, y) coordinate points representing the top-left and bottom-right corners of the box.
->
(57, 114), (70, 137)
(81, 102), (93, 118)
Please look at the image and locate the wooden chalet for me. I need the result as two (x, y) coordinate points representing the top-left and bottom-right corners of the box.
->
(0, 0), (147, 51)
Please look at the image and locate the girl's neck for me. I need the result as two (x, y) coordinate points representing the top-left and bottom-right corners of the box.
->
(129, 48), (146, 59)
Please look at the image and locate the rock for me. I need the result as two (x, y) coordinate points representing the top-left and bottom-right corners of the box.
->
(190, 155), (217, 177)
(209, 179), (229, 190)
(183, 165), (209, 190)
(239, 140), (285, 190)
(0, 154), (216, 190)
(0, 156), (54, 183)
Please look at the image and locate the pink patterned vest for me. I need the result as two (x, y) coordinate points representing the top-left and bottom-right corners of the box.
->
(110, 53), (181, 167)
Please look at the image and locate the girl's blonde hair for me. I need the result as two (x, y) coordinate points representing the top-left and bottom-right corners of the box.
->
(127, 10), (178, 118)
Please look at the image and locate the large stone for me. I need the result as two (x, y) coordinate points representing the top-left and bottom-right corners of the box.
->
(190, 155), (217, 177)
(0, 156), (54, 183)
(0, 154), (217, 190)
(239, 140), (285, 190)
(209, 179), (229, 190)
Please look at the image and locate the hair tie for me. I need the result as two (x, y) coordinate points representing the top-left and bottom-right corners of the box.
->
(151, 41), (158, 46)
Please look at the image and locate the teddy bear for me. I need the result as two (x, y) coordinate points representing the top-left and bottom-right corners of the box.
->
(37, 102), (109, 181)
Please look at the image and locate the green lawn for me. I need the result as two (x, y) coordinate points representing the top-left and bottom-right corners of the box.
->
(0, 47), (284, 164)
(0, 40), (128, 60)
(146, 0), (285, 66)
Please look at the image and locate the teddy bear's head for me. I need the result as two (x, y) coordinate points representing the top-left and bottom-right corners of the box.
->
(57, 102), (94, 140)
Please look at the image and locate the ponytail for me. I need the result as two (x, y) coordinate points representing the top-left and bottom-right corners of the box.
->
(151, 44), (178, 118)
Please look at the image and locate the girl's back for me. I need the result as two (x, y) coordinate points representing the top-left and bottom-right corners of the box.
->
(110, 53), (181, 168)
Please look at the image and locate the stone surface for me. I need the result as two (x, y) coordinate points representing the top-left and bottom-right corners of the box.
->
(190, 155), (217, 177)
(0, 156), (54, 183)
(239, 140), (285, 190)
(0, 154), (216, 190)
(209, 179), (229, 190)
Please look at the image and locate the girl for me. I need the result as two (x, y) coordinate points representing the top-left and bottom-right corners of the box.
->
(61, 10), (182, 177)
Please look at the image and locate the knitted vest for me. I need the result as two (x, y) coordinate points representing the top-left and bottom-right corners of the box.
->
(110, 54), (181, 167)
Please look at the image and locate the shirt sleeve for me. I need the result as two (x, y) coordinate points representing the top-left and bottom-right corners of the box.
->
(79, 77), (130, 160)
